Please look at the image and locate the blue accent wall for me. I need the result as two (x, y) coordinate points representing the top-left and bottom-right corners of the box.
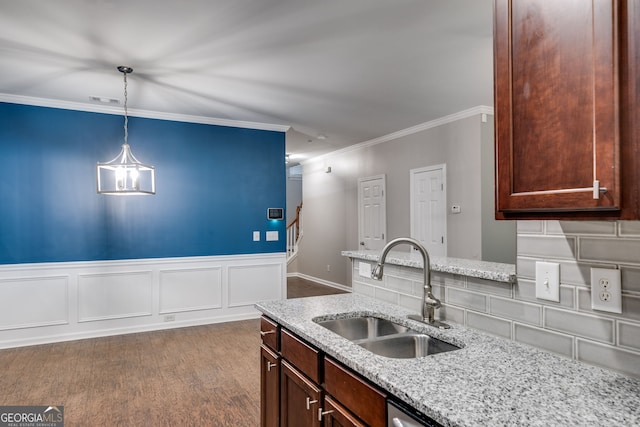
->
(0, 102), (286, 264)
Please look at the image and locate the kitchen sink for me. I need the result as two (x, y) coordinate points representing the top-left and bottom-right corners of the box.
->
(314, 315), (460, 358)
(359, 333), (459, 358)
(316, 316), (410, 341)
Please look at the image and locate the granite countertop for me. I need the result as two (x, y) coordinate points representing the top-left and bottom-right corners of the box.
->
(256, 293), (640, 427)
(341, 249), (517, 283)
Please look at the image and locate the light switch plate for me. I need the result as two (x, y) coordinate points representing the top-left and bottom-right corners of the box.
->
(535, 261), (560, 302)
(253, 231), (260, 242)
(591, 268), (622, 313)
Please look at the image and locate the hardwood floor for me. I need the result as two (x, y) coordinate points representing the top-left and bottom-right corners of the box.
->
(0, 278), (346, 426)
(0, 320), (262, 426)
(286, 276), (348, 299)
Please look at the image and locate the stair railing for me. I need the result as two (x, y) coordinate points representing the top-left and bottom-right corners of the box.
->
(286, 203), (303, 262)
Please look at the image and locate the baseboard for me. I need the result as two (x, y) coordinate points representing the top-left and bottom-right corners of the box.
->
(287, 272), (352, 292)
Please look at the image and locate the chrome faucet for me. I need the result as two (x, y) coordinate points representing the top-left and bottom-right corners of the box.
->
(371, 237), (450, 329)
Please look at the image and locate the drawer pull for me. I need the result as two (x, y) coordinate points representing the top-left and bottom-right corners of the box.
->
(318, 408), (334, 421)
(305, 397), (318, 410)
(260, 330), (276, 336)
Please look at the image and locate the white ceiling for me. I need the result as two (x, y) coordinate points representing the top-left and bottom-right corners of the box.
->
(0, 0), (494, 163)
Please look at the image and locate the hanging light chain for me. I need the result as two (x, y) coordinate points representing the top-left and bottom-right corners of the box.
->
(123, 69), (129, 146)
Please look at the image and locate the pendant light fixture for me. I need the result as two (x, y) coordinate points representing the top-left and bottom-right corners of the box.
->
(96, 66), (155, 195)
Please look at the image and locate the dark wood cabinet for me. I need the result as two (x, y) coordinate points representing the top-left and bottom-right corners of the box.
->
(321, 396), (366, 427)
(260, 344), (280, 427)
(323, 358), (386, 427)
(261, 316), (280, 350)
(281, 360), (322, 427)
(494, 0), (640, 219)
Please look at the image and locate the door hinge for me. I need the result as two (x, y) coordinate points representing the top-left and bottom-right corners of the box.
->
(441, 236), (444, 244)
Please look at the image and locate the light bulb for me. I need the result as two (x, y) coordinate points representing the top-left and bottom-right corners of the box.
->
(115, 167), (126, 190)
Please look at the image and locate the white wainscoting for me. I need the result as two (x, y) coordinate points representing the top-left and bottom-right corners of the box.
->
(0, 253), (286, 349)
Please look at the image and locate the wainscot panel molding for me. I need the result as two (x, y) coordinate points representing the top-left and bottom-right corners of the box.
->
(159, 267), (223, 314)
(0, 253), (285, 349)
(0, 276), (69, 331)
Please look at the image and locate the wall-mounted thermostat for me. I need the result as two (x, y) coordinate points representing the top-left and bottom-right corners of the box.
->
(267, 208), (284, 220)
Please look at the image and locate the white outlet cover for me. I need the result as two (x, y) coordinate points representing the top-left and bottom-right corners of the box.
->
(266, 231), (278, 241)
(359, 262), (372, 278)
(591, 268), (622, 313)
(535, 261), (560, 302)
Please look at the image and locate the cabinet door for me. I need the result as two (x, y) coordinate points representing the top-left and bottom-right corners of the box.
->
(281, 360), (322, 427)
(320, 396), (366, 427)
(260, 344), (280, 427)
(495, 0), (621, 214)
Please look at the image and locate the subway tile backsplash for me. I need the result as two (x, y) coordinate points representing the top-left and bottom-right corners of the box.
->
(350, 220), (640, 378)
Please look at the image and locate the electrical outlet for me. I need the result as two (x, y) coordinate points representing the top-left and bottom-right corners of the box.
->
(164, 314), (176, 322)
(591, 268), (622, 313)
(535, 261), (560, 302)
(358, 262), (371, 278)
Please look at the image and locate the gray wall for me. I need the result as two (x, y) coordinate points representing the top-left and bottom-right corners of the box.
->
(297, 113), (511, 286)
(481, 117), (517, 263)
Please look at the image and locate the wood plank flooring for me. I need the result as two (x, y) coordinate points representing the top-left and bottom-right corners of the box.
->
(0, 278), (347, 426)
(0, 320), (262, 426)
(286, 276), (348, 299)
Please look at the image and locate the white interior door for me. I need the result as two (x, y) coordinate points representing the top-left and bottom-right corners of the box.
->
(358, 175), (386, 251)
(410, 165), (446, 257)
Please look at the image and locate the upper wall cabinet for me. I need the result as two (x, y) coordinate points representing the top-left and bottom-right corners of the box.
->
(494, 0), (640, 219)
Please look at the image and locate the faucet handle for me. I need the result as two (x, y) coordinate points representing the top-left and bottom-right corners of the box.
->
(424, 294), (442, 309)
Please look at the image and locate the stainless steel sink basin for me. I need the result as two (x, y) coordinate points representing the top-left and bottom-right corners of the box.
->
(316, 316), (409, 341)
(314, 316), (460, 358)
(358, 333), (459, 358)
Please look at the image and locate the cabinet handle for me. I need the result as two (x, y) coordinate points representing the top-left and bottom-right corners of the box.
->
(305, 397), (318, 410)
(593, 180), (607, 199)
(318, 408), (334, 421)
(266, 362), (277, 372)
(260, 330), (276, 336)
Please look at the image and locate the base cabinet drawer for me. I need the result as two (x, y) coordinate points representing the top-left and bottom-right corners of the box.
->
(324, 358), (387, 427)
(260, 316), (280, 351)
(281, 329), (321, 383)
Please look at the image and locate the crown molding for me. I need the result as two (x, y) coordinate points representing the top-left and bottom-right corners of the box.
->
(0, 93), (291, 133)
(303, 105), (494, 164)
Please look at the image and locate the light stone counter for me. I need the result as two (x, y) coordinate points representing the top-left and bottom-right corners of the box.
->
(342, 249), (517, 283)
(256, 294), (640, 427)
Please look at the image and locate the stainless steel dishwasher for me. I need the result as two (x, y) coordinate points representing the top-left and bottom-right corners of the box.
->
(387, 399), (443, 427)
